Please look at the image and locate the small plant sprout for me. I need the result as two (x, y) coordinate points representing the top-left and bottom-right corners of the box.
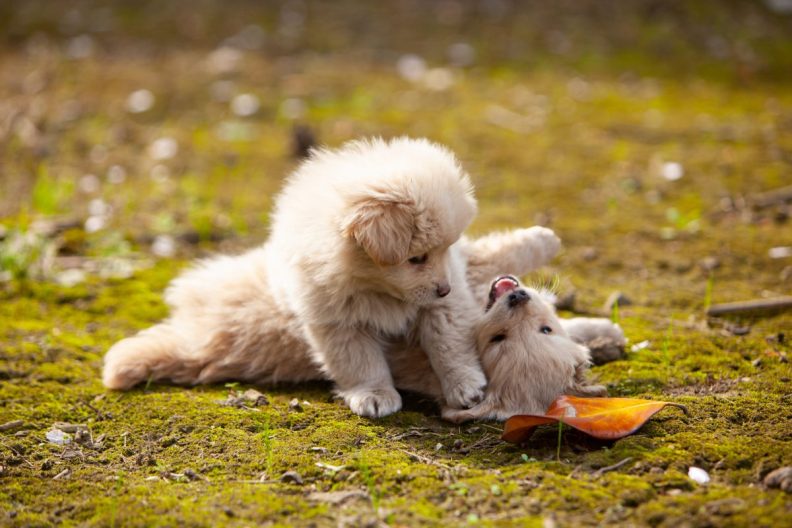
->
(358, 452), (381, 510)
(556, 421), (564, 462)
(703, 271), (714, 313)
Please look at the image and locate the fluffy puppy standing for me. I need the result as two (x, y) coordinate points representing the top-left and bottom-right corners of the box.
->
(104, 138), (488, 417)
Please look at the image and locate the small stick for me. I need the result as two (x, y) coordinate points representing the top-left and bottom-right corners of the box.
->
(0, 420), (23, 432)
(750, 185), (792, 208)
(397, 449), (453, 471)
(52, 468), (71, 480)
(707, 297), (792, 317)
(593, 457), (634, 477)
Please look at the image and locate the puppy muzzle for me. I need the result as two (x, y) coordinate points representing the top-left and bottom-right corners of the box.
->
(507, 288), (530, 308)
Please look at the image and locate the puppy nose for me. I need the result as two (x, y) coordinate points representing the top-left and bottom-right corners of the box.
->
(436, 282), (451, 298)
(508, 289), (530, 307)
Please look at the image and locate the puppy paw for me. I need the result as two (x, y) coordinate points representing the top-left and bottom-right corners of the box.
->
(443, 368), (487, 409)
(440, 406), (474, 424)
(520, 226), (561, 261)
(342, 386), (402, 418)
(571, 383), (608, 398)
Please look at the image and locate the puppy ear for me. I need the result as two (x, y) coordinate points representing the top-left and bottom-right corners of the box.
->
(341, 197), (415, 266)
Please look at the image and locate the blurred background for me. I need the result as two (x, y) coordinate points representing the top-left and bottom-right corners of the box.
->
(0, 0), (790, 298)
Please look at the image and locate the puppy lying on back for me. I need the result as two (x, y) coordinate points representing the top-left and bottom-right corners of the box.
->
(105, 138), (515, 417)
(388, 232), (620, 422)
(435, 276), (612, 422)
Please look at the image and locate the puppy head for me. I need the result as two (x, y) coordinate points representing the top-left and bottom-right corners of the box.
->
(474, 276), (593, 414)
(339, 138), (477, 305)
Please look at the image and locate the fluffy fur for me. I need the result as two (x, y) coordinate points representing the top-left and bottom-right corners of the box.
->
(104, 137), (488, 417)
(437, 276), (612, 423)
(104, 216), (623, 422)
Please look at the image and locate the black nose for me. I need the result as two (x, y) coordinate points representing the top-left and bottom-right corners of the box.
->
(436, 283), (451, 297)
(508, 289), (530, 307)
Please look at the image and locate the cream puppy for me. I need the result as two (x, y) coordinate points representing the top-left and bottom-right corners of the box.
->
(436, 276), (611, 423)
(105, 138), (493, 417)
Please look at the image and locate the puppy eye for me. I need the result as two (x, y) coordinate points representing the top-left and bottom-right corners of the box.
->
(408, 254), (428, 265)
(490, 333), (507, 343)
(540, 326), (553, 335)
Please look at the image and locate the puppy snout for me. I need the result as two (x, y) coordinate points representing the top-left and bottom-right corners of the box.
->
(508, 289), (530, 307)
(435, 281), (451, 298)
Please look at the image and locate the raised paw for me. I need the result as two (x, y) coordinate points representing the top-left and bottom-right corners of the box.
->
(342, 386), (402, 418)
(442, 367), (487, 409)
(520, 226), (561, 262)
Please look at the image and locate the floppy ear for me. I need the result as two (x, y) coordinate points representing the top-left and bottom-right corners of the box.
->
(341, 197), (415, 266)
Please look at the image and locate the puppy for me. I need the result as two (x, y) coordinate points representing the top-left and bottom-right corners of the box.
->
(104, 137), (487, 417)
(435, 276), (611, 423)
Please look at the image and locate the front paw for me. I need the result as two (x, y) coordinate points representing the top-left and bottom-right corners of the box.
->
(342, 386), (402, 418)
(443, 368), (487, 409)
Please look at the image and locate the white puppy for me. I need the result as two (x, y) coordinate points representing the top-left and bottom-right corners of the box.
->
(104, 138), (493, 417)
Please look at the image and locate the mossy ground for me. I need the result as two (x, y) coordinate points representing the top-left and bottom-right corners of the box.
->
(1, 1), (791, 526)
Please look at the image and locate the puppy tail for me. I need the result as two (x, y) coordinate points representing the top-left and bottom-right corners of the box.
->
(441, 399), (497, 424)
(103, 324), (200, 390)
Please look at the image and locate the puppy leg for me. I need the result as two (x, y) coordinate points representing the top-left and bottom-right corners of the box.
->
(463, 227), (561, 303)
(418, 284), (487, 409)
(560, 317), (625, 346)
(441, 399), (498, 423)
(305, 323), (401, 418)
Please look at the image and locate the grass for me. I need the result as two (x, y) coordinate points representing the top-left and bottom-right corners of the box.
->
(1, 0), (792, 526)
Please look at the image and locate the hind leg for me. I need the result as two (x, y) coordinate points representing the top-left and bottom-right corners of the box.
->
(461, 227), (561, 304)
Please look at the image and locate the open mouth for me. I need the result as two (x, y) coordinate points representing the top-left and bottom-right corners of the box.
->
(486, 275), (519, 311)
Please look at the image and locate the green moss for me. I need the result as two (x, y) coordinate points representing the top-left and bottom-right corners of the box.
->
(2, 1), (792, 525)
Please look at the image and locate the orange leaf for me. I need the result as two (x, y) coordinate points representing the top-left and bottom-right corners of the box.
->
(502, 395), (688, 443)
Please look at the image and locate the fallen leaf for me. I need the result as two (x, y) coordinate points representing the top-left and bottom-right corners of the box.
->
(502, 395), (688, 443)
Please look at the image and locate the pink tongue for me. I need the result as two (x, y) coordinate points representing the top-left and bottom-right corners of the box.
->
(493, 278), (517, 300)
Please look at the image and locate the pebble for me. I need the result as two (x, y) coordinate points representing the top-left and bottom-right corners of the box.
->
(0, 420), (24, 431)
(604, 291), (632, 312)
(661, 161), (684, 181)
(230, 93), (260, 117)
(581, 247), (599, 261)
(769, 246), (792, 259)
(241, 389), (269, 406)
(151, 235), (176, 258)
(397, 54), (427, 82)
(763, 466), (792, 492)
(148, 137), (178, 160)
(46, 429), (72, 445)
(726, 324), (751, 336)
(280, 470), (304, 485)
(288, 398), (303, 411)
(688, 466), (710, 484)
(126, 89), (155, 113)
(699, 256), (720, 272)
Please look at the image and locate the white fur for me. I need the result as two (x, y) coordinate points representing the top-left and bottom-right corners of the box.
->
(103, 204), (623, 422)
(104, 137), (486, 417)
